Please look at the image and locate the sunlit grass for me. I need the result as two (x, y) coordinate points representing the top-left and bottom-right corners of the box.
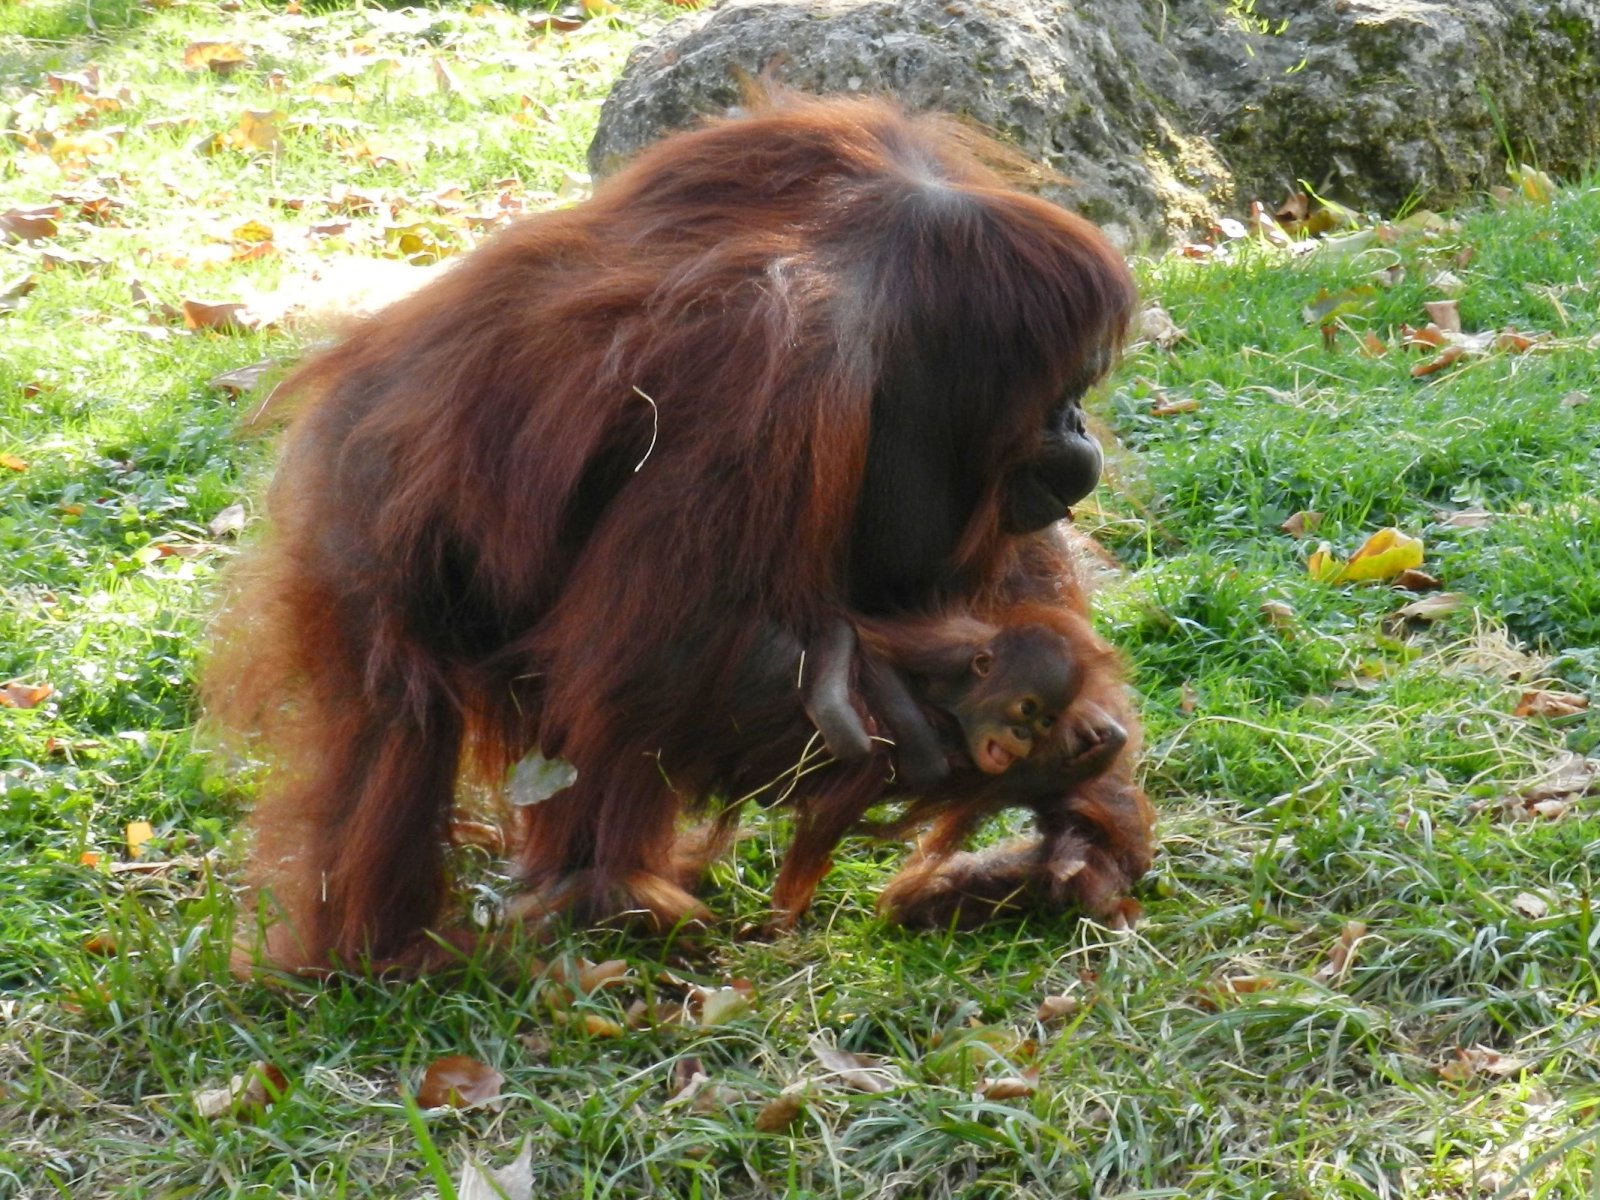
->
(3, 1), (1600, 1196)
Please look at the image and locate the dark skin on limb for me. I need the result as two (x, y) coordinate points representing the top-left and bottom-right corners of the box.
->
(204, 95), (1136, 973)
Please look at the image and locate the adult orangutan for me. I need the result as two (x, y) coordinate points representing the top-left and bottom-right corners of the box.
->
(206, 95), (1137, 971)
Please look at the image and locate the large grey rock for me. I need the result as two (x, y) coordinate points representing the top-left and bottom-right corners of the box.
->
(589, 0), (1600, 245)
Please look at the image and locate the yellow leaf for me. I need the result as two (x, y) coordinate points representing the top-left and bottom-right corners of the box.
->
(1341, 528), (1424, 582)
(232, 219), (274, 244)
(126, 821), (154, 858)
(1307, 541), (1344, 583)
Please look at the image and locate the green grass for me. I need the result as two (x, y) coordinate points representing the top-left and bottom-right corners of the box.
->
(4, 2), (1600, 1197)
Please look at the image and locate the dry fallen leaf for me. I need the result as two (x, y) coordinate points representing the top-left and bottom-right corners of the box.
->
(1422, 299), (1461, 333)
(1150, 397), (1200, 417)
(0, 454), (27, 472)
(182, 300), (252, 332)
(415, 1055), (503, 1108)
(754, 1092), (806, 1132)
(1214, 974), (1275, 995)
(811, 1039), (903, 1094)
(207, 503), (247, 537)
(1392, 592), (1466, 621)
(0, 680), (53, 708)
(1138, 304), (1185, 349)
(1259, 599), (1295, 628)
(1036, 994), (1080, 1022)
(194, 1062), (288, 1120)
(1410, 342), (1466, 377)
(458, 1138), (534, 1200)
(1279, 510), (1324, 538)
(1513, 689), (1589, 719)
(979, 1068), (1040, 1101)
(208, 362), (275, 396)
(225, 109), (285, 154)
(81, 932), (118, 956)
(1510, 892), (1550, 920)
(576, 1013), (625, 1039)
(1392, 568), (1441, 592)
(1440, 1044), (1530, 1083)
(125, 820), (154, 858)
(1437, 508), (1496, 530)
(1470, 752), (1598, 821)
(182, 41), (249, 74)
(695, 984), (754, 1026)
(1312, 920), (1367, 985)
(1561, 391), (1590, 408)
(1, 206), (61, 241)
(576, 958), (630, 993)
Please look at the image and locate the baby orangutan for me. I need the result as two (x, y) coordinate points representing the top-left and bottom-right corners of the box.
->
(797, 601), (1152, 930)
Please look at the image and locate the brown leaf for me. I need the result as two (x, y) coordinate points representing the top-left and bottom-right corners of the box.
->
(458, 1138), (534, 1200)
(81, 932), (118, 956)
(208, 361), (275, 396)
(1, 206), (61, 241)
(46, 66), (102, 94)
(1392, 592), (1466, 621)
(183, 41), (249, 74)
(1311, 920), (1366, 984)
(1512, 689), (1589, 719)
(1562, 391), (1590, 408)
(529, 9), (585, 30)
(1138, 304), (1185, 349)
(669, 1056), (707, 1101)
(1274, 191), (1310, 227)
(1493, 329), (1540, 353)
(1437, 508), (1495, 530)
(225, 109), (284, 154)
(194, 1062), (288, 1120)
(811, 1039), (903, 1094)
(1440, 1044), (1530, 1083)
(207, 503), (247, 538)
(1036, 994), (1080, 1022)
(1178, 681), (1198, 714)
(754, 1092), (806, 1132)
(1259, 599), (1295, 628)
(1510, 891), (1550, 920)
(181, 300), (251, 332)
(694, 984), (754, 1026)
(1247, 199), (1292, 246)
(0, 454), (27, 472)
(0, 680), (53, 709)
(979, 1068), (1040, 1101)
(575, 958), (631, 993)
(1422, 299), (1461, 333)
(1215, 974), (1275, 995)
(1410, 343), (1465, 377)
(1402, 323), (1449, 348)
(1279, 510), (1323, 538)
(415, 1055), (503, 1108)
(1150, 397), (1199, 417)
(1358, 330), (1387, 357)
(1392, 568), (1442, 592)
(577, 1013), (624, 1038)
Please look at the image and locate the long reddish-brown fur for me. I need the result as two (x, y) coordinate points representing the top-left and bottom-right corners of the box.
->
(205, 96), (1137, 971)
